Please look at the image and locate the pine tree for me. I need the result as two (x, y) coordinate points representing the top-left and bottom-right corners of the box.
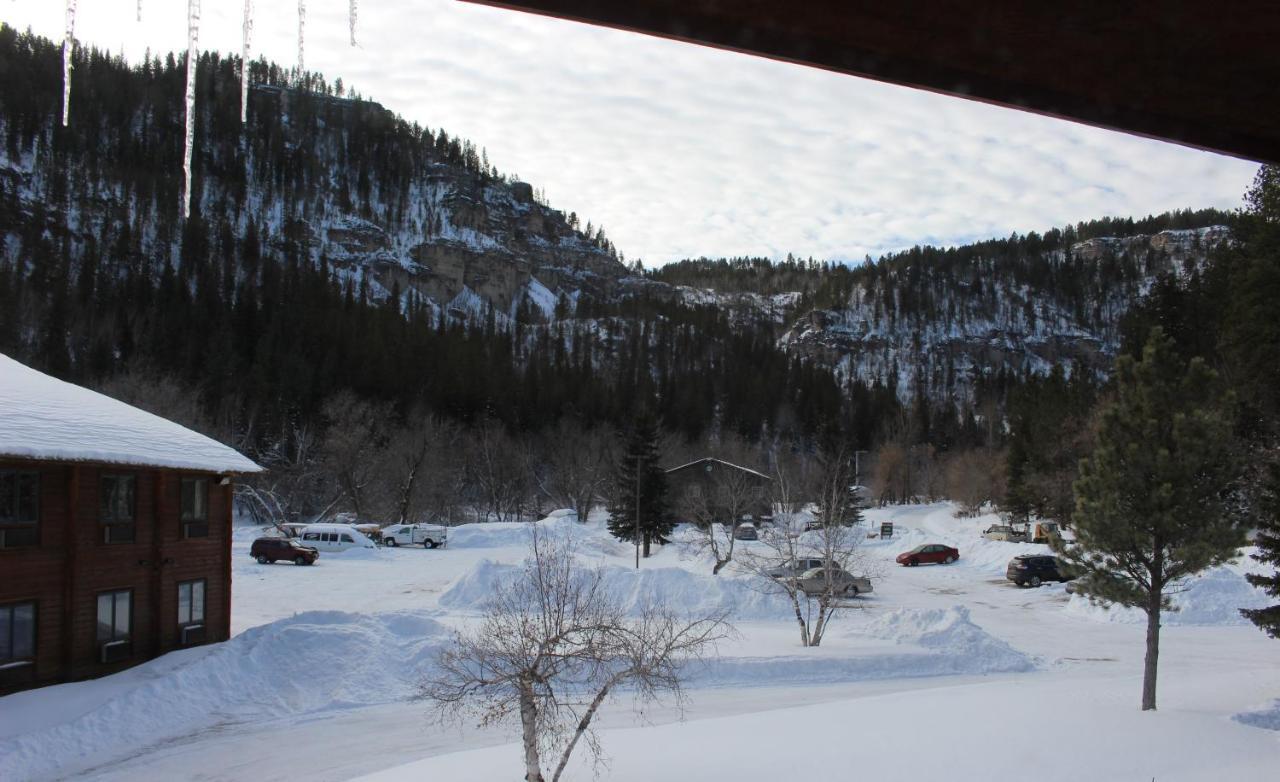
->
(1056, 328), (1243, 711)
(1242, 460), (1280, 637)
(606, 414), (674, 558)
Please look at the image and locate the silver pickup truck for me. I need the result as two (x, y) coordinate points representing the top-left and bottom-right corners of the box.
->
(381, 523), (449, 549)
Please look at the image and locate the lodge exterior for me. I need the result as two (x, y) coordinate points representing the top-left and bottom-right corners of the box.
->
(666, 457), (773, 525)
(0, 356), (261, 694)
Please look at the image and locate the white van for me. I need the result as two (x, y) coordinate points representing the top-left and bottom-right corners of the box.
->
(297, 523), (377, 552)
(381, 523), (448, 549)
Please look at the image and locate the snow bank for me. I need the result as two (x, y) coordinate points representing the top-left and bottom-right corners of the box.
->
(692, 607), (1034, 687)
(0, 353), (261, 473)
(0, 611), (449, 782)
(1064, 564), (1271, 626)
(440, 560), (795, 620)
(447, 519), (563, 549)
(860, 606), (1035, 672)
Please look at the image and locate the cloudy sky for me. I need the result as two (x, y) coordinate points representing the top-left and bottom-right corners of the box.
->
(2, 0), (1260, 265)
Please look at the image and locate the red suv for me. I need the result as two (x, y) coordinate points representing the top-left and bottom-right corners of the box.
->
(251, 537), (319, 566)
(896, 544), (959, 566)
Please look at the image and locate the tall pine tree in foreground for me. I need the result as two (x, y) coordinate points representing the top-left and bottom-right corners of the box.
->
(1242, 461), (1280, 637)
(1057, 328), (1243, 711)
(607, 414), (674, 559)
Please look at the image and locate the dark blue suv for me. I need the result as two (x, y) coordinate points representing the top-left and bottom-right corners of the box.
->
(1005, 554), (1074, 587)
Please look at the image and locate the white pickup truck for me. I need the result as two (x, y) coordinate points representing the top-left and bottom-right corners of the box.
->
(380, 523), (449, 549)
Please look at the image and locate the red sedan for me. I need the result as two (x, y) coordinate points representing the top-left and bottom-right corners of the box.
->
(896, 544), (959, 566)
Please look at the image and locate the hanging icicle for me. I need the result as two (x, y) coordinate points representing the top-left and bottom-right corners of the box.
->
(62, 0), (76, 127)
(137, 0), (142, 23)
(182, 0), (201, 219)
(349, 0), (358, 47)
(240, 0), (253, 123)
(297, 1), (306, 72)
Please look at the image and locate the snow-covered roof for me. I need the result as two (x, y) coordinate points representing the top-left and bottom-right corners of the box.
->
(0, 354), (262, 474)
(665, 457), (770, 481)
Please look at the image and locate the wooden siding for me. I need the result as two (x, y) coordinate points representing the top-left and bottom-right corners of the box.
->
(0, 458), (234, 693)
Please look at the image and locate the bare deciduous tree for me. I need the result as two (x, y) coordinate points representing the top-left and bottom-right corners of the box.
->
(680, 464), (768, 575)
(741, 520), (872, 647)
(422, 531), (731, 782)
(319, 391), (391, 520)
(536, 420), (613, 524)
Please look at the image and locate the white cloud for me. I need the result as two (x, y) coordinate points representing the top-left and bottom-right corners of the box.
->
(2, 0), (1259, 264)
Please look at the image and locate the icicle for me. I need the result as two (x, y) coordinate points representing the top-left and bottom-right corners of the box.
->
(62, 0), (76, 127)
(349, 0), (358, 47)
(182, 0), (200, 219)
(240, 0), (253, 123)
(137, 0), (142, 23)
(297, 0), (306, 72)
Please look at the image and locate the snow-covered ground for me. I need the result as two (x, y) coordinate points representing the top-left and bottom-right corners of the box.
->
(2, 504), (1276, 781)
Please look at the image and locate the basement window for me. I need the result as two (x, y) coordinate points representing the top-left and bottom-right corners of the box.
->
(0, 470), (39, 548)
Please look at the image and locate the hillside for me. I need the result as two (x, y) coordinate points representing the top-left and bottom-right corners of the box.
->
(0, 25), (1237, 457)
(0, 27), (625, 327)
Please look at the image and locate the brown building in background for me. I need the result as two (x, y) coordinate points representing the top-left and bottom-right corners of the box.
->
(0, 355), (261, 693)
(666, 457), (772, 526)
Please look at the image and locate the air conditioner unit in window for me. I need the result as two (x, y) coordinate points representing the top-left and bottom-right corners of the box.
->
(100, 640), (131, 664)
(0, 659), (35, 687)
(180, 624), (206, 646)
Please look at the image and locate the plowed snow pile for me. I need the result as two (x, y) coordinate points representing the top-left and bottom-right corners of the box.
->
(0, 611), (449, 781)
(692, 606), (1035, 687)
(1064, 562), (1271, 626)
(861, 606), (1035, 670)
(440, 559), (795, 620)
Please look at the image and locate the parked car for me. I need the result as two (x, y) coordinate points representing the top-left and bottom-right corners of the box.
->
(296, 523), (377, 552)
(788, 567), (873, 597)
(1006, 555), (1075, 587)
(767, 557), (830, 579)
(732, 523), (759, 541)
(896, 544), (959, 566)
(250, 537), (319, 566)
(981, 524), (1028, 542)
(381, 522), (449, 549)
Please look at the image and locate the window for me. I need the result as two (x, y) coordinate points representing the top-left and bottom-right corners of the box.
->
(340, 534), (354, 543)
(181, 477), (209, 538)
(96, 590), (131, 644)
(100, 475), (136, 543)
(0, 470), (39, 548)
(0, 602), (36, 664)
(177, 580), (205, 627)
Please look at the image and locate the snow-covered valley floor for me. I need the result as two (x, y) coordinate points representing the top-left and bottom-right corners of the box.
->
(2, 504), (1277, 781)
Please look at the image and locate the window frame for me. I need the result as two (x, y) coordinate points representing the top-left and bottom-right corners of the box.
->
(95, 589), (132, 645)
(177, 579), (206, 628)
(0, 601), (37, 665)
(99, 474), (137, 544)
(0, 470), (40, 548)
(180, 476), (210, 539)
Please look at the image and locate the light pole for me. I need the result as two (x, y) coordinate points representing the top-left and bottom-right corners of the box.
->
(634, 452), (641, 569)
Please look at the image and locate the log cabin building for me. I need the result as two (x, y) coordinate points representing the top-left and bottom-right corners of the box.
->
(666, 458), (772, 526)
(0, 355), (261, 693)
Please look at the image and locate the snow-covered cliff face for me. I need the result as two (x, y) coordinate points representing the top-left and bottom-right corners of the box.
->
(778, 226), (1230, 401)
(0, 78), (626, 327)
